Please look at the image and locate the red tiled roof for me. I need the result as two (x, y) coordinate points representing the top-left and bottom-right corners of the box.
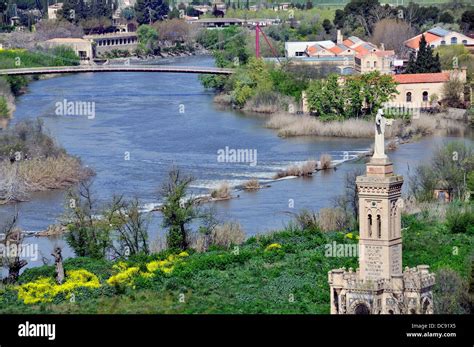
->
(329, 45), (343, 54)
(375, 50), (395, 57)
(343, 38), (354, 47)
(404, 32), (441, 50)
(392, 72), (450, 84)
(354, 45), (369, 54)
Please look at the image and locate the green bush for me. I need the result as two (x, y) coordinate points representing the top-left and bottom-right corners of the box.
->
(446, 203), (474, 235)
(0, 96), (9, 119)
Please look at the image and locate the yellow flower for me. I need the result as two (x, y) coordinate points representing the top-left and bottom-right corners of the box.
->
(265, 243), (282, 252)
(178, 251), (189, 257)
(17, 269), (100, 304)
(106, 267), (140, 287)
(345, 233), (353, 239)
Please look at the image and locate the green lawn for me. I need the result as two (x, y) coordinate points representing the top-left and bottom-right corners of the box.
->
(0, 212), (471, 314)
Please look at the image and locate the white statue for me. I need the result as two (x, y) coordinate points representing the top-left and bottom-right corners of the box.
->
(373, 109), (392, 159)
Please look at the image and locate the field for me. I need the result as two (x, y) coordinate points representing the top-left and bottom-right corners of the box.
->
(0, 211), (471, 314)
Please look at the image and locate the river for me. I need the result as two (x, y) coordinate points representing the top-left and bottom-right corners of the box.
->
(0, 55), (471, 268)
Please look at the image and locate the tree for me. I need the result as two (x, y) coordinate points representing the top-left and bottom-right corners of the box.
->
(439, 11), (454, 24)
(305, 71), (397, 119)
(109, 197), (150, 258)
(1, 213), (28, 284)
(306, 0), (313, 9)
(460, 10), (474, 32)
(434, 268), (470, 314)
(442, 77), (464, 108)
(161, 167), (197, 250)
(333, 9), (345, 29)
(322, 18), (333, 34)
(342, 0), (382, 36)
(136, 24), (159, 54)
(409, 141), (474, 201)
(405, 34), (441, 73)
(64, 180), (114, 259)
(121, 6), (136, 20)
(370, 18), (416, 56)
(135, 0), (169, 25)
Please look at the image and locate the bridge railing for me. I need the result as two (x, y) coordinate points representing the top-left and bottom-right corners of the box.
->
(0, 65), (235, 76)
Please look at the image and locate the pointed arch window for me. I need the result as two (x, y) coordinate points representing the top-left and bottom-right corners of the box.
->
(377, 215), (381, 238)
(368, 214), (372, 237)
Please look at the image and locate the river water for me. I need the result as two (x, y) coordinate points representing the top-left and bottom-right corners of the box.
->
(0, 55), (471, 268)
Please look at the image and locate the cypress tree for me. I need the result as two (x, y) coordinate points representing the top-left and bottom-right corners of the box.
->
(404, 34), (441, 74)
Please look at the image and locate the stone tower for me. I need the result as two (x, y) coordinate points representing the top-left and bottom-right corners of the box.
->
(328, 110), (435, 315)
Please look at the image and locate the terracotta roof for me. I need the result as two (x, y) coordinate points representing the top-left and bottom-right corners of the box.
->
(392, 72), (450, 84)
(343, 38), (354, 47)
(329, 45), (343, 54)
(404, 32), (442, 50)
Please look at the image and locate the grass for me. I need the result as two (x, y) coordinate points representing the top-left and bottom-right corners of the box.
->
(266, 113), (375, 138)
(274, 160), (316, 178)
(0, 48), (79, 70)
(265, 112), (467, 139)
(243, 178), (260, 190)
(0, 210), (470, 314)
(210, 182), (232, 199)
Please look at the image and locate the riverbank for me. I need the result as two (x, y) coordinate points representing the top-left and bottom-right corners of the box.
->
(0, 207), (471, 313)
(0, 120), (94, 205)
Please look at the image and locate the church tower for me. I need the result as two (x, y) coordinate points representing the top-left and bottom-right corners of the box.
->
(356, 153), (403, 281)
(328, 110), (435, 315)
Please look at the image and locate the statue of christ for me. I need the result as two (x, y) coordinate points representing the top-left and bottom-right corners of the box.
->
(373, 109), (392, 159)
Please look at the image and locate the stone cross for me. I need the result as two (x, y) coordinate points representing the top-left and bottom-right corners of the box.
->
(373, 109), (392, 159)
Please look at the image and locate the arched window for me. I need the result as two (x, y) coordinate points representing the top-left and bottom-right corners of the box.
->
(377, 215), (381, 238)
(441, 40), (446, 45)
(451, 37), (457, 44)
(422, 91), (428, 102)
(406, 92), (412, 102)
(368, 214), (372, 237)
(462, 40), (467, 45)
(373, 61), (377, 68)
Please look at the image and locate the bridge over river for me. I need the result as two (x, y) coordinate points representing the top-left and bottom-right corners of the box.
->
(0, 65), (235, 76)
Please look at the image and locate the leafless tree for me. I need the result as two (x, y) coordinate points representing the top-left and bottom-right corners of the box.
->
(109, 197), (151, 258)
(371, 19), (417, 57)
(0, 163), (29, 204)
(51, 247), (65, 284)
(1, 212), (28, 284)
(34, 20), (84, 41)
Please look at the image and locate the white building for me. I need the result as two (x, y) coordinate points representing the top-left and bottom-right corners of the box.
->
(404, 27), (474, 51)
(47, 3), (63, 20)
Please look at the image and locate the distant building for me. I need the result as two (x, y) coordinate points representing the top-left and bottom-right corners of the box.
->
(390, 69), (467, 107)
(47, 3), (63, 20)
(273, 2), (290, 11)
(195, 18), (244, 28)
(404, 27), (474, 51)
(84, 32), (138, 57)
(44, 38), (93, 63)
(355, 50), (395, 74)
(286, 30), (396, 74)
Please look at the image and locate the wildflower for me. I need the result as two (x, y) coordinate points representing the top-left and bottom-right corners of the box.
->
(106, 267), (140, 287)
(265, 243), (282, 252)
(17, 269), (100, 304)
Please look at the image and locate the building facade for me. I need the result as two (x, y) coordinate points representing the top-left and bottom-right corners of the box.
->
(328, 113), (435, 314)
(44, 38), (93, 63)
(390, 69), (467, 107)
(405, 27), (474, 51)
